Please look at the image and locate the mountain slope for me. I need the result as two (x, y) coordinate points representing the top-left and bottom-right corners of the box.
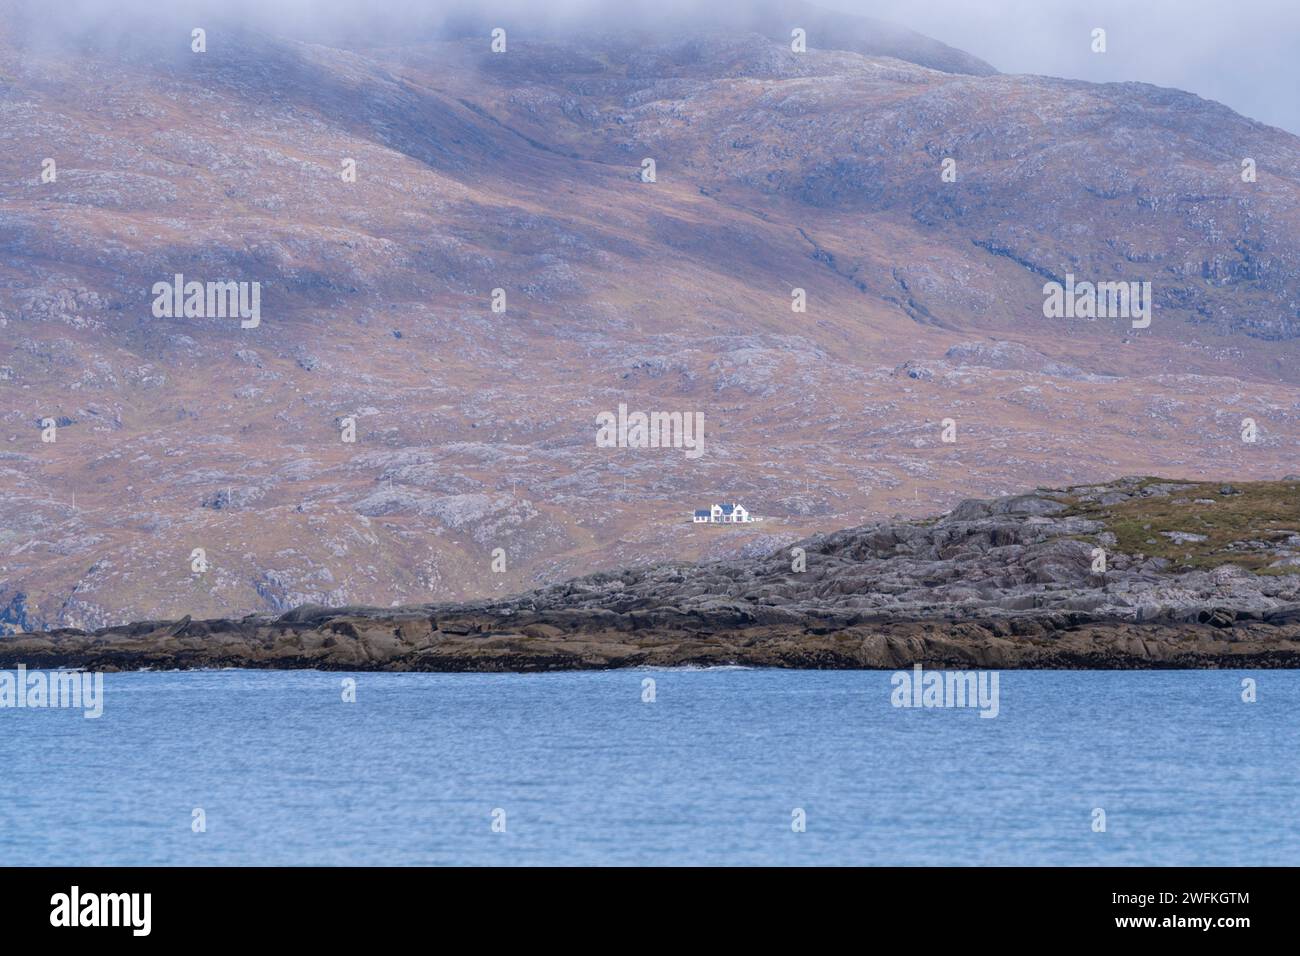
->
(2, 6), (1300, 630)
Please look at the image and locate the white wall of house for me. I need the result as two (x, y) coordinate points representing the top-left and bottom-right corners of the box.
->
(694, 503), (759, 523)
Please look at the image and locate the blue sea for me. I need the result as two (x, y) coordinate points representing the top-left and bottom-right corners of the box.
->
(2, 668), (1297, 866)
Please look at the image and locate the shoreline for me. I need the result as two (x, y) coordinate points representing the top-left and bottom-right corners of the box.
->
(6, 609), (1300, 672)
(9, 479), (1300, 673)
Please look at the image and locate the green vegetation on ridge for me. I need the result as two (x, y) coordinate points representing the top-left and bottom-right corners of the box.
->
(1057, 479), (1300, 574)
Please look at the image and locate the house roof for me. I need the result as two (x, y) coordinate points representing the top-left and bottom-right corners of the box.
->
(693, 509), (710, 517)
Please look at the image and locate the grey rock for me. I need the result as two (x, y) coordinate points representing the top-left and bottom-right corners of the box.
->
(1161, 531), (1208, 544)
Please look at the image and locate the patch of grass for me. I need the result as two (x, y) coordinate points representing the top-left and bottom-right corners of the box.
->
(1064, 479), (1300, 575)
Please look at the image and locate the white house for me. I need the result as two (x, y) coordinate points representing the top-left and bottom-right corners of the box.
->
(692, 503), (760, 524)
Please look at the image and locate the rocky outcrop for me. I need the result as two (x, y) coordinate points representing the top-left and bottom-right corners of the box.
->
(6, 478), (1300, 670)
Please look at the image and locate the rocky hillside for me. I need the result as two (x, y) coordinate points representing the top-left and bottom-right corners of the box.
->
(8, 477), (1300, 670)
(2, 2), (1300, 630)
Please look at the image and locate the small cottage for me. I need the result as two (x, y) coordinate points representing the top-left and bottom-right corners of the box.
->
(692, 503), (760, 524)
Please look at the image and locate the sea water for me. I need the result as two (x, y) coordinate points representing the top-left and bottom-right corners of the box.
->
(1, 668), (1296, 865)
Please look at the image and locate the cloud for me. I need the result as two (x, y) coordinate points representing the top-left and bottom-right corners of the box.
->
(825, 0), (1300, 133)
(6, 0), (1294, 133)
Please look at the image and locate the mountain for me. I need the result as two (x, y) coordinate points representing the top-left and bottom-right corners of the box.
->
(2, 2), (1300, 631)
(9, 477), (1300, 668)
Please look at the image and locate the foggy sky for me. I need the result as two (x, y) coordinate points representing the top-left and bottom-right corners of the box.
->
(10, 0), (1298, 135)
(829, 0), (1300, 135)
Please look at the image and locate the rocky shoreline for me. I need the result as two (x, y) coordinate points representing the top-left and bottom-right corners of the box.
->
(4, 610), (1300, 672)
(6, 477), (1300, 671)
